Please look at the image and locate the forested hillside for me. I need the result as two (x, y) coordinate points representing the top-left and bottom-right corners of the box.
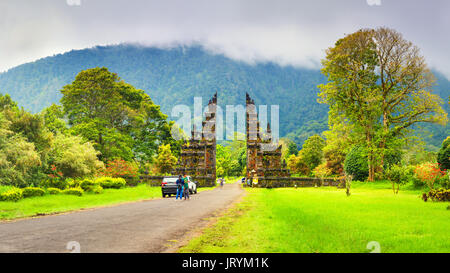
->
(0, 44), (448, 148)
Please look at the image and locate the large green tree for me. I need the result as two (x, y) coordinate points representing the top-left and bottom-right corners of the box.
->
(61, 67), (176, 163)
(319, 27), (447, 181)
(42, 104), (68, 135)
(301, 134), (326, 172)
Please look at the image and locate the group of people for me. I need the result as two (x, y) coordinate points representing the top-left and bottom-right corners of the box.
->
(176, 174), (190, 200)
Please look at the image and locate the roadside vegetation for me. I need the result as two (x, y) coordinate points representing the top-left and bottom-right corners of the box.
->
(0, 184), (160, 220)
(0, 26), (449, 252)
(179, 183), (450, 253)
(181, 27), (450, 253)
(0, 183), (216, 221)
(0, 68), (184, 214)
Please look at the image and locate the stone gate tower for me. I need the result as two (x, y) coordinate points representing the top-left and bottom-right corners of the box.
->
(246, 93), (290, 179)
(176, 93), (217, 187)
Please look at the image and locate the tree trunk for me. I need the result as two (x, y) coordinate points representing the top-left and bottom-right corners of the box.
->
(379, 111), (389, 174)
(367, 133), (375, 182)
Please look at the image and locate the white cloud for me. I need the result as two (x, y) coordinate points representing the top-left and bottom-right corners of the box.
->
(0, 0), (449, 81)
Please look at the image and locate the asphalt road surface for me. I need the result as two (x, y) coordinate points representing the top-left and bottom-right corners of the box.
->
(0, 182), (243, 253)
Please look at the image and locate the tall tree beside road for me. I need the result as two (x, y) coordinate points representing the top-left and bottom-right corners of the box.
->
(319, 27), (447, 181)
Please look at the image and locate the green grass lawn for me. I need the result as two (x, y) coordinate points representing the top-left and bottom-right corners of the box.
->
(179, 182), (450, 253)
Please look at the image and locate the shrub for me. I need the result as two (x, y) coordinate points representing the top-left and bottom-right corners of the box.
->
(422, 188), (450, 202)
(95, 177), (126, 189)
(436, 173), (450, 189)
(90, 185), (104, 194)
(154, 144), (178, 175)
(287, 154), (310, 176)
(98, 159), (138, 178)
(62, 188), (84, 196)
(411, 174), (425, 188)
(312, 163), (332, 186)
(47, 187), (62, 195)
(385, 165), (412, 194)
(66, 178), (81, 188)
(414, 162), (446, 190)
(0, 130), (42, 188)
(47, 134), (105, 178)
(0, 187), (23, 202)
(40, 177), (67, 190)
(22, 187), (45, 198)
(437, 137), (450, 170)
(79, 179), (96, 191)
(344, 145), (368, 181)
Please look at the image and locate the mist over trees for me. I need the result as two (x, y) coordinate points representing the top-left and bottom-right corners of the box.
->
(0, 45), (448, 150)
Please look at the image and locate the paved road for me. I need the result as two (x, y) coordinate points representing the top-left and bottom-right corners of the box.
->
(0, 183), (243, 253)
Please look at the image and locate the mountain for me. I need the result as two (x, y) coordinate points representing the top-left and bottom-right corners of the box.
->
(0, 44), (448, 148)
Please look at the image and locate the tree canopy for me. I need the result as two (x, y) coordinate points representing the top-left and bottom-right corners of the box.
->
(61, 67), (178, 163)
(319, 27), (448, 181)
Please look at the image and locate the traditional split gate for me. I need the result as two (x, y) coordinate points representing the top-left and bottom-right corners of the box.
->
(245, 93), (291, 186)
(176, 93), (217, 187)
(176, 92), (292, 187)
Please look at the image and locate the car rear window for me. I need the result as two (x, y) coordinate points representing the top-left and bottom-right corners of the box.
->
(163, 177), (178, 183)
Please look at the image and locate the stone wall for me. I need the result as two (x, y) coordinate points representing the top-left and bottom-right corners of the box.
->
(249, 177), (345, 188)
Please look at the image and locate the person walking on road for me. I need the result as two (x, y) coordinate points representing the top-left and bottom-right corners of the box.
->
(183, 174), (190, 200)
(220, 178), (224, 188)
(176, 175), (184, 200)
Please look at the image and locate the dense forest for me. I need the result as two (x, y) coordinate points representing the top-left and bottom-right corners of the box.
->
(0, 44), (448, 149)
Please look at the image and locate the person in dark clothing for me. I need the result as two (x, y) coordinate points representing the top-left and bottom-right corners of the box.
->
(176, 175), (184, 200)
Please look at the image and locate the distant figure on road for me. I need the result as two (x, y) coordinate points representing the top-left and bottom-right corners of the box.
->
(220, 178), (224, 188)
(183, 174), (190, 200)
(176, 175), (184, 200)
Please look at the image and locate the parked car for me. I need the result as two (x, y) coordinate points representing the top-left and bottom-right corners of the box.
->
(186, 176), (198, 194)
(161, 176), (198, 198)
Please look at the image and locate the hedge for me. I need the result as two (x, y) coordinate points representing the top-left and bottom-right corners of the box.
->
(62, 188), (84, 196)
(80, 179), (96, 191)
(0, 188), (23, 202)
(344, 145), (369, 181)
(47, 188), (62, 195)
(95, 177), (126, 189)
(22, 187), (45, 198)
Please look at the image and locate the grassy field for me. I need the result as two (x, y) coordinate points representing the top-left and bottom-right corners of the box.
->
(179, 182), (450, 253)
(0, 184), (215, 221)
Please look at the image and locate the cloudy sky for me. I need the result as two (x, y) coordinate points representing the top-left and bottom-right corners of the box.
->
(1, 0), (449, 78)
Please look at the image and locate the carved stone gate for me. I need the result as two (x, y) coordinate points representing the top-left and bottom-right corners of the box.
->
(175, 92), (292, 187)
(245, 93), (291, 182)
(175, 93), (217, 187)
